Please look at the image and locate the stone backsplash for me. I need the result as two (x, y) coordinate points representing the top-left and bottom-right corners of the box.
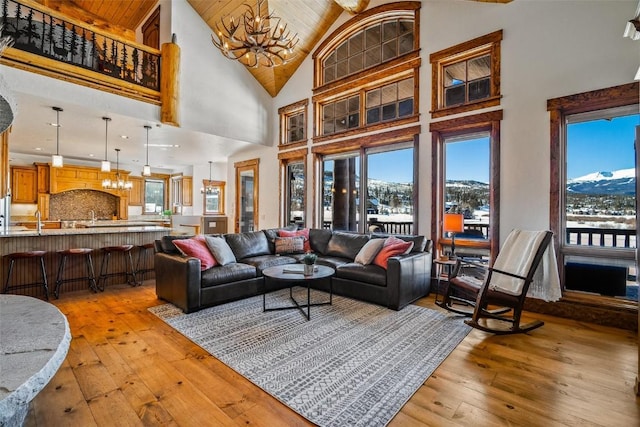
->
(49, 190), (118, 220)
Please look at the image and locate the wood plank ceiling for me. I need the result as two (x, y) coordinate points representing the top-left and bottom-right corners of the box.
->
(38, 0), (512, 97)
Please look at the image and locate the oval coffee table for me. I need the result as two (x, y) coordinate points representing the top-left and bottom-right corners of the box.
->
(262, 264), (335, 321)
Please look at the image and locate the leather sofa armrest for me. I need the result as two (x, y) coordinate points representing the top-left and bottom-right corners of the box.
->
(386, 251), (432, 310)
(154, 252), (202, 313)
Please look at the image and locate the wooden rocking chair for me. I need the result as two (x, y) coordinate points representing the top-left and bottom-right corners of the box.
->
(437, 229), (553, 335)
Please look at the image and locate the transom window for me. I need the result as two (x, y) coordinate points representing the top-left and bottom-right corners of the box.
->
(430, 30), (502, 118)
(278, 99), (308, 146)
(443, 54), (490, 107)
(322, 95), (360, 135)
(322, 19), (414, 85)
(366, 77), (414, 124)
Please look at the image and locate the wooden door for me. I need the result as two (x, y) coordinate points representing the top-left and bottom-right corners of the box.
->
(234, 159), (259, 233)
(142, 7), (160, 49)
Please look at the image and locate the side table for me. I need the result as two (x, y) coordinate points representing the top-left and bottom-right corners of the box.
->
(433, 258), (457, 304)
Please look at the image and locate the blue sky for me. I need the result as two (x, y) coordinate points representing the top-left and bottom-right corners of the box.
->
(344, 113), (639, 183)
(567, 114), (639, 179)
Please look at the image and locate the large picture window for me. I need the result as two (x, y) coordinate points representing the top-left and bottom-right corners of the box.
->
(431, 111), (501, 261)
(548, 82), (639, 300)
(320, 143), (415, 234)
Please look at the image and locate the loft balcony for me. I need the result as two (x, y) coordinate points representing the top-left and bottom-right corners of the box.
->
(0, 0), (163, 105)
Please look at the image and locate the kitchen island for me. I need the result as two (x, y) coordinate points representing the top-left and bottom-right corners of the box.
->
(0, 226), (170, 298)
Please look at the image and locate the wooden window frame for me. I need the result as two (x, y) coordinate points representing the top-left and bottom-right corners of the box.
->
(430, 110), (502, 262)
(278, 99), (308, 149)
(430, 30), (502, 119)
(311, 2), (421, 141)
(547, 82), (639, 287)
(278, 148), (308, 227)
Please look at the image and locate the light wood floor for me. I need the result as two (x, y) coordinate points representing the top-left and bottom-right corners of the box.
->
(24, 281), (639, 426)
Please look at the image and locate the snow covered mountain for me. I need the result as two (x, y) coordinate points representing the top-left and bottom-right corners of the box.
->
(567, 168), (636, 195)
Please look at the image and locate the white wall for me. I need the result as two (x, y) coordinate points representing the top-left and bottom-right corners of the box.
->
(170, 0), (275, 146)
(229, 0), (639, 242)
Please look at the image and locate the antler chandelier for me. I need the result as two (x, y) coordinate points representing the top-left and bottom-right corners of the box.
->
(211, 0), (299, 68)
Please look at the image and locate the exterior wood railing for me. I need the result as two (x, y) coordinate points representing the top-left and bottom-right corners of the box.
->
(566, 227), (636, 249)
(0, 0), (161, 104)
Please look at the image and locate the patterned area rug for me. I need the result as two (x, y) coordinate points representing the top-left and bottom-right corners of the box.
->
(149, 288), (470, 427)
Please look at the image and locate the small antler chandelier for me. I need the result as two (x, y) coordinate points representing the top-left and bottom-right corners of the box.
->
(211, 0), (299, 68)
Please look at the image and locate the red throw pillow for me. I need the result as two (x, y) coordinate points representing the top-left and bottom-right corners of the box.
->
(373, 237), (413, 269)
(173, 238), (218, 271)
(278, 228), (311, 253)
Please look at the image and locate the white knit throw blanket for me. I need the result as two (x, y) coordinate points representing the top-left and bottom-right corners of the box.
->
(489, 230), (561, 302)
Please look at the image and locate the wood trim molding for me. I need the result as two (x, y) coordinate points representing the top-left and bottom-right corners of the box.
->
(312, 114), (420, 144)
(429, 29), (503, 63)
(311, 125), (421, 156)
(278, 99), (309, 115)
(547, 82), (639, 114)
(429, 109), (503, 132)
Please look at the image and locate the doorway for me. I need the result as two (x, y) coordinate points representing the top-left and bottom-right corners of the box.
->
(234, 159), (259, 233)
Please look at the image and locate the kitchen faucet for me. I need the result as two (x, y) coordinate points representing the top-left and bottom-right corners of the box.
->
(90, 210), (96, 224)
(35, 210), (41, 235)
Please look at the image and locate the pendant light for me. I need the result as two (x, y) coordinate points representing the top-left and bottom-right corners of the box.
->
(51, 106), (63, 168)
(101, 117), (111, 172)
(112, 148), (132, 190)
(201, 161), (215, 194)
(142, 125), (151, 176)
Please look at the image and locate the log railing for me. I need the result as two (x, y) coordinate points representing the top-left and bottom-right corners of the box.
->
(0, 0), (161, 103)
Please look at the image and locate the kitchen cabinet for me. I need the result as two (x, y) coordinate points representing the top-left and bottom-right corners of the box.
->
(36, 163), (49, 193)
(129, 177), (143, 206)
(183, 176), (193, 206)
(11, 166), (37, 203)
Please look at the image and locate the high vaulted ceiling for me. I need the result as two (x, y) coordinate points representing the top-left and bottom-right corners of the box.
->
(40, 0), (512, 97)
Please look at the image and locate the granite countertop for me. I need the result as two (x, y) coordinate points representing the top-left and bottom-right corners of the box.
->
(0, 225), (168, 237)
(0, 295), (71, 426)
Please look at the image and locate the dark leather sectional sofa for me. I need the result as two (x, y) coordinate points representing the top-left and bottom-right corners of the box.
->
(154, 228), (433, 313)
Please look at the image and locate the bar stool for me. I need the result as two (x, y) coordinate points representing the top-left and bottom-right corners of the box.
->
(3, 251), (50, 300)
(97, 245), (137, 290)
(54, 248), (98, 298)
(135, 242), (155, 285)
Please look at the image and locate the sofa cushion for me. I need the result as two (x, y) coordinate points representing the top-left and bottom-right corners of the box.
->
(316, 255), (353, 270)
(224, 231), (271, 260)
(275, 236), (305, 254)
(373, 237), (414, 269)
(309, 228), (333, 254)
(278, 228), (311, 252)
(335, 263), (387, 286)
(160, 235), (191, 254)
(263, 225), (297, 253)
(241, 254), (298, 274)
(371, 233), (427, 253)
(201, 263), (256, 287)
(354, 238), (385, 265)
(204, 235), (237, 266)
(173, 237), (218, 271)
(325, 232), (370, 260)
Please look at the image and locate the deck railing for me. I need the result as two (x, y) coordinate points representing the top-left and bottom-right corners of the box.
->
(566, 227), (636, 249)
(1, 0), (160, 98)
